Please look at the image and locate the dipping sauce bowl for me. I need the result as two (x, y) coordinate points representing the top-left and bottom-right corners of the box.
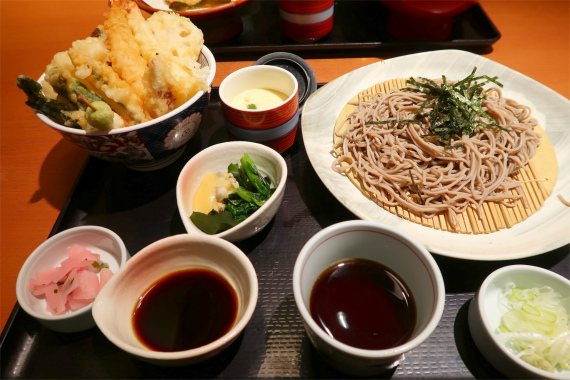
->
(293, 220), (445, 376)
(92, 234), (258, 366)
(219, 65), (299, 153)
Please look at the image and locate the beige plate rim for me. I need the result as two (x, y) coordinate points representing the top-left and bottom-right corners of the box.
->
(301, 49), (570, 261)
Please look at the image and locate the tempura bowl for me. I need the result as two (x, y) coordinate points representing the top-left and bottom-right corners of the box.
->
(34, 47), (216, 171)
(92, 234), (258, 366)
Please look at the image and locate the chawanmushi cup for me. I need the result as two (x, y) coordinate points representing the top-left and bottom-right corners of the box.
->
(219, 65), (299, 153)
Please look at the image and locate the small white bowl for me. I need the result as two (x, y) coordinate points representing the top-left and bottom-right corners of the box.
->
(468, 264), (570, 379)
(92, 234), (258, 366)
(15, 226), (130, 333)
(176, 141), (287, 242)
(293, 220), (445, 377)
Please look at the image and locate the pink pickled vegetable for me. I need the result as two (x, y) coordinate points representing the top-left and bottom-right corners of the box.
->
(28, 244), (114, 315)
(43, 283), (67, 315)
(70, 270), (100, 300)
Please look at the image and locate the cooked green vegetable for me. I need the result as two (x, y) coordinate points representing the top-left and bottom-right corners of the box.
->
(226, 194), (260, 223)
(247, 104), (257, 109)
(228, 162), (253, 191)
(65, 79), (106, 111)
(190, 210), (238, 235)
(402, 67), (506, 149)
(85, 101), (114, 130)
(16, 75), (81, 128)
(190, 153), (275, 235)
(17, 75), (115, 130)
(240, 153), (271, 196)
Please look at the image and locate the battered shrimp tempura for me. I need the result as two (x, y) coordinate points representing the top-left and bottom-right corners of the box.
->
(102, 1), (147, 102)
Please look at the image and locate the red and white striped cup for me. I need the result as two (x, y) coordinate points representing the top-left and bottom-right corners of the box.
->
(279, 0), (334, 42)
(220, 66), (299, 153)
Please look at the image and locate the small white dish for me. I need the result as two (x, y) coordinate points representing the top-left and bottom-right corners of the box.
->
(468, 264), (570, 379)
(15, 226), (129, 333)
(176, 141), (287, 242)
(292, 220), (445, 377)
(92, 234), (258, 366)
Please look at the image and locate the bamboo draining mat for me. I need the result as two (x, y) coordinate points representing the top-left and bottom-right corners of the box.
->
(333, 79), (558, 234)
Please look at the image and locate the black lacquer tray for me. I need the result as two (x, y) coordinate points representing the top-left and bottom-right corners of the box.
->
(200, 1), (501, 56)
(2, 89), (568, 379)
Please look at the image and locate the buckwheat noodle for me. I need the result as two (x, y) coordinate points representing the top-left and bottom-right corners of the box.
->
(332, 85), (541, 229)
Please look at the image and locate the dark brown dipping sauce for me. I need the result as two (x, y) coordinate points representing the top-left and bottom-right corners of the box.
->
(310, 258), (416, 350)
(133, 268), (238, 352)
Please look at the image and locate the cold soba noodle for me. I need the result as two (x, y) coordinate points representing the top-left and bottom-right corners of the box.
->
(332, 70), (541, 229)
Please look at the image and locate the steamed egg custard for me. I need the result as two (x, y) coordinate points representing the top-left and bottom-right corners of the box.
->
(231, 88), (289, 110)
(192, 172), (237, 214)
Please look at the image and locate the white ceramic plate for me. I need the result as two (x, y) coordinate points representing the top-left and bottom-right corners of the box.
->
(301, 50), (570, 261)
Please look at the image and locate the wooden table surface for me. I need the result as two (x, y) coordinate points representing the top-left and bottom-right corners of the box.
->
(1, 0), (568, 332)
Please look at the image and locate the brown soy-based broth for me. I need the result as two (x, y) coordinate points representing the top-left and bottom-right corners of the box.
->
(310, 258), (416, 350)
(169, 0), (231, 11)
(132, 268), (238, 352)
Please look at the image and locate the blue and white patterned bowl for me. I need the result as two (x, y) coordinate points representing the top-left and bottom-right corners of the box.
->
(35, 46), (216, 171)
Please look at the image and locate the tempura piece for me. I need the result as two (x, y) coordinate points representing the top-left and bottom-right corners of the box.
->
(142, 59), (182, 118)
(71, 37), (109, 64)
(116, 1), (208, 118)
(68, 49), (150, 125)
(44, 52), (77, 97)
(146, 11), (204, 62)
(42, 49), (126, 130)
(117, 0), (165, 62)
(40, 79), (58, 100)
(101, 1), (147, 101)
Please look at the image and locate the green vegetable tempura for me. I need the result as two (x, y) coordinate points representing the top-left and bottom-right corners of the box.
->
(86, 101), (114, 130)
